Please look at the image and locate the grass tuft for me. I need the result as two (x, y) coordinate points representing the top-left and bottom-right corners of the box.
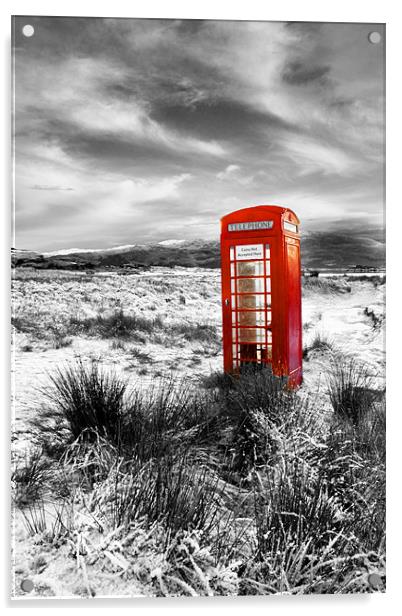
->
(327, 358), (378, 425)
(303, 332), (334, 359)
(42, 360), (127, 443)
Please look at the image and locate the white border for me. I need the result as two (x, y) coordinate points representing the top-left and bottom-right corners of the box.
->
(2, 1), (400, 614)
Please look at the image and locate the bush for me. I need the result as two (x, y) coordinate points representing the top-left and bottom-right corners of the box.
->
(40, 364), (221, 461)
(201, 370), (237, 392)
(303, 277), (351, 294)
(322, 396), (385, 552)
(327, 358), (377, 425)
(42, 360), (127, 443)
(303, 332), (334, 359)
(220, 368), (299, 474)
(363, 306), (384, 330)
(12, 448), (53, 507)
(70, 309), (163, 341)
(169, 322), (219, 345)
(121, 376), (220, 460)
(98, 453), (229, 536)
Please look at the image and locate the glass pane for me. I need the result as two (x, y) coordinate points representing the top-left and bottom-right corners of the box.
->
(266, 294), (271, 307)
(236, 261), (264, 277)
(230, 263), (235, 277)
(237, 328), (265, 343)
(267, 331), (272, 344)
(238, 311), (265, 326)
(267, 310), (272, 323)
(231, 294), (236, 307)
(231, 279), (236, 293)
(232, 311), (236, 324)
(232, 344), (237, 357)
(230, 247), (235, 260)
(266, 278), (271, 292)
(265, 244), (270, 258)
(237, 278), (264, 293)
(266, 261), (271, 276)
(237, 294), (265, 309)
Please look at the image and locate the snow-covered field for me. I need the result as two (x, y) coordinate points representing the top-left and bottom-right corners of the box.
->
(11, 268), (385, 446)
(10, 267), (385, 597)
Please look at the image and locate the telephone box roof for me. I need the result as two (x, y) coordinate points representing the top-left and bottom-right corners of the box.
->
(221, 205), (300, 225)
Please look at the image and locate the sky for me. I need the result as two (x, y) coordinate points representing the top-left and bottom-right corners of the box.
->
(12, 17), (385, 251)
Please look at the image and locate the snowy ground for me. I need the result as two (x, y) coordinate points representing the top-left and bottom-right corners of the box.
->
(11, 267), (385, 452)
(10, 267), (385, 597)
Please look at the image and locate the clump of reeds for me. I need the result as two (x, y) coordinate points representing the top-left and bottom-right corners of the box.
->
(42, 360), (127, 443)
(327, 357), (377, 425)
(303, 332), (334, 360)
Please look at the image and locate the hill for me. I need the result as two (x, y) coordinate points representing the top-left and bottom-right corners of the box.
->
(12, 227), (385, 271)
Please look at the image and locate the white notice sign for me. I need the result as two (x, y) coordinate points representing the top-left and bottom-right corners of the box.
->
(235, 244), (264, 261)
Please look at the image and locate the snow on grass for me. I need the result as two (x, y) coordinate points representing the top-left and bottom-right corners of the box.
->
(11, 268), (385, 597)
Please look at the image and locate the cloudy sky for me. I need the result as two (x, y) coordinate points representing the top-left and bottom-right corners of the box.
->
(12, 17), (384, 251)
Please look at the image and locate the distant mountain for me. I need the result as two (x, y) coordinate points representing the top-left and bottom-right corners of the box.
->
(12, 240), (221, 270)
(301, 227), (385, 270)
(12, 228), (385, 271)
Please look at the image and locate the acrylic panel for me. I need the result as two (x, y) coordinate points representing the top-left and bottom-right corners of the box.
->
(11, 16), (385, 599)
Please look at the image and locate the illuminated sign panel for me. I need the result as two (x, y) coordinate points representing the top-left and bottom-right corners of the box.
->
(228, 220), (273, 232)
(235, 244), (264, 260)
(284, 221), (298, 233)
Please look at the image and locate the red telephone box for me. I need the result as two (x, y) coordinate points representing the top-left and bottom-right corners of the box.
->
(220, 205), (302, 388)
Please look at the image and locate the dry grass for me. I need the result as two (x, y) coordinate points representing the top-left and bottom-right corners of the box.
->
(302, 277), (351, 294)
(11, 268), (385, 596)
(13, 361), (385, 596)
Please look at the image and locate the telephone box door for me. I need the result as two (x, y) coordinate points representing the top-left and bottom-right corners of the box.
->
(222, 239), (276, 372)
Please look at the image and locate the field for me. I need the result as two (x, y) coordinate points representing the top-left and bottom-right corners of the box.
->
(11, 268), (386, 598)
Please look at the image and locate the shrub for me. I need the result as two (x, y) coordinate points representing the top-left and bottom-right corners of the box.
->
(322, 396), (385, 552)
(12, 448), (52, 507)
(99, 454), (229, 536)
(169, 322), (219, 345)
(220, 368), (299, 473)
(130, 347), (153, 363)
(41, 364), (220, 461)
(110, 339), (126, 350)
(303, 277), (351, 294)
(70, 309), (163, 340)
(20, 343), (33, 352)
(20, 499), (74, 544)
(42, 360), (127, 443)
(303, 332), (334, 359)
(363, 306), (384, 330)
(121, 377), (221, 460)
(201, 371), (237, 392)
(327, 358), (376, 425)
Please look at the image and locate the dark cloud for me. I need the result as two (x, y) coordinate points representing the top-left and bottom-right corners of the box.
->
(282, 61), (331, 86)
(152, 99), (296, 143)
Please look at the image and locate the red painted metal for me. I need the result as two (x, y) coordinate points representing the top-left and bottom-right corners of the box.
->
(220, 205), (302, 388)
